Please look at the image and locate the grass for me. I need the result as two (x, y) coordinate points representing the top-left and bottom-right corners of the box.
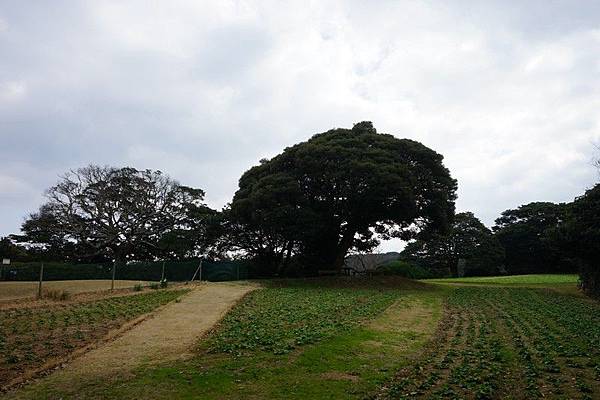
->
(0, 289), (189, 388)
(423, 274), (579, 286)
(8, 277), (444, 399)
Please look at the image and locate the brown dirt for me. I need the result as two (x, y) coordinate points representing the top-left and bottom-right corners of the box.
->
(0, 280), (152, 302)
(6, 282), (258, 398)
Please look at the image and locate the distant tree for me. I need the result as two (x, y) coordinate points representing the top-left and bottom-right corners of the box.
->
(402, 212), (505, 277)
(229, 122), (457, 275)
(493, 202), (571, 274)
(20, 165), (214, 263)
(0, 236), (30, 262)
(569, 184), (600, 297)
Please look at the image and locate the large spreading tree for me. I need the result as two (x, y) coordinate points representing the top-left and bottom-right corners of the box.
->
(228, 122), (457, 274)
(21, 165), (215, 263)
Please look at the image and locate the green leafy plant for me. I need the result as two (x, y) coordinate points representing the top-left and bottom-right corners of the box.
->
(378, 260), (433, 279)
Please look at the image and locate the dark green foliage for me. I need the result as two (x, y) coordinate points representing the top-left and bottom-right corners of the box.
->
(493, 202), (572, 275)
(228, 122), (457, 275)
(0, 237), (31, 262)
(403, 212), (504, 277)
(1, 260), (250, 282)
(569, 184), (600, 297)
(378, 260), (433, 279)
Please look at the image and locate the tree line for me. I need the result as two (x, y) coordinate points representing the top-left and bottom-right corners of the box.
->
(1, 122), (598, 296)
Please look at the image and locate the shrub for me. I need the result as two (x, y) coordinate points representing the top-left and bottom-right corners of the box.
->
(43, 289), (71, 301)
(149, 282), (160, 290)
(160, 279), (168, 288)
(377, 260), (432, 279)
(133, 283), (143, 292)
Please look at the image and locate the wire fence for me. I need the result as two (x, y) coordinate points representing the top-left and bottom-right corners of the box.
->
(0, 260), (250, 283)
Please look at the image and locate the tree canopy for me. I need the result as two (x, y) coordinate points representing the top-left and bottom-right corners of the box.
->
(20, 165), (216, 263)
(568, 184), (600, 297)
(402, 212), (505, 277)
(493, 202), (572, 275)
(228, 121), (457, 274)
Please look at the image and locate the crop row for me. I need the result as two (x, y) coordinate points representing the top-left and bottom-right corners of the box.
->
(379, 287), (600, 399)
(0, 289), (189, 388)
(209, 285), (403, 355)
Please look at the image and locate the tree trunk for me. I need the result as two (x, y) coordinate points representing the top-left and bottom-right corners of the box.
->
(332, 228), (356, 273)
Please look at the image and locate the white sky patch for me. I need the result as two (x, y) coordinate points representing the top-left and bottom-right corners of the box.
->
(0, 81), (27, 103)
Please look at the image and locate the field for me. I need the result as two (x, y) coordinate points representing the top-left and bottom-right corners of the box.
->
(0, 288), (189, 390)
(423, 274), (580, 286)
(0, 280), (152, 301)
(378, 286), (600, 399)
(4, 274), (600, 399)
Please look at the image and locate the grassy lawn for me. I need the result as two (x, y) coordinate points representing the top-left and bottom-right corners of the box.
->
(423, 274), (579, 286)
(0, 289), (189, 389)
(9, 277), (444, 399)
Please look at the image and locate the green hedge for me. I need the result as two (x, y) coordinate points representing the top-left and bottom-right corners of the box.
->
(377, 260), (433, 279)
(0, 260), (250, 282)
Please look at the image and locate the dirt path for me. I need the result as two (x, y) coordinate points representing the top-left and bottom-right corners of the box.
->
(7, 282), (257, 398)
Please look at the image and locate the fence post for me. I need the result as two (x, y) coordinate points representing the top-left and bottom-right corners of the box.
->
(190, 260), (202, 283)
(37, 262), (44, 299)
(111, 261), (116, 291)
(161, 261), (166, 281)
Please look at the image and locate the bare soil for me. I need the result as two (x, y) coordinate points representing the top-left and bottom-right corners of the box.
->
(0, 280), (151, 302)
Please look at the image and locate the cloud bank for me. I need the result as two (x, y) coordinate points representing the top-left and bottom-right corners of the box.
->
(1, 1), (599, 251)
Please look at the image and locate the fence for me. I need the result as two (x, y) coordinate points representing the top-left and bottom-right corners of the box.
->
(0, 260), (250, 283)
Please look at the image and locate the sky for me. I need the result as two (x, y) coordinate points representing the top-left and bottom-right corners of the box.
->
(1, 0), (599, 252)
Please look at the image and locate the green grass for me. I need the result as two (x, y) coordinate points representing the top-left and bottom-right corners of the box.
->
(10, 277), (443, 399)
(423, 274), (579, 286)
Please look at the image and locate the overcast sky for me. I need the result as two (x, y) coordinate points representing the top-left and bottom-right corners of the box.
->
(1, 1), (599, 252)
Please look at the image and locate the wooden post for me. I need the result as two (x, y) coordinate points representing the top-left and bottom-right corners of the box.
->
(111, 261), (116, 291)
(161, 261), (166, 281)
(37, 263), (44, 299)
(190, 260), (202, 283)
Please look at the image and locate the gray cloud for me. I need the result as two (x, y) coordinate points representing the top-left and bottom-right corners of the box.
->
(1, 1), (599, 252)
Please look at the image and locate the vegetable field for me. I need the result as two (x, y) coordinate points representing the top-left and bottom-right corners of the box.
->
(4, 275), (600, 400)
(0, 289), (189, 389)
(379, 286), (600, 399)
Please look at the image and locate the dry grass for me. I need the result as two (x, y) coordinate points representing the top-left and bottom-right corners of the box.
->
(0, 280), (151, 302)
